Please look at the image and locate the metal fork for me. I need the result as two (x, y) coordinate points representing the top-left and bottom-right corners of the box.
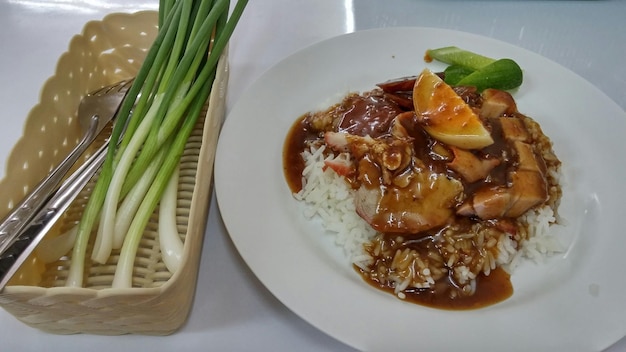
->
(0, 79), (134, 288)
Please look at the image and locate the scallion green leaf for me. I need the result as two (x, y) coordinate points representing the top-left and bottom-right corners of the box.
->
(66, 0), (249, 288)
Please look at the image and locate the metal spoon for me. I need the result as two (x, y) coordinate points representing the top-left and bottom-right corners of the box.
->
(0, 79), (134, 256)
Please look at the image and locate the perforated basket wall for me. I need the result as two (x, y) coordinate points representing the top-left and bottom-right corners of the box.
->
(0, 11), (227, 335)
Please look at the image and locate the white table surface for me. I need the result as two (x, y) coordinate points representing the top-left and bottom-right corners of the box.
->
(1, 0), (625, 351)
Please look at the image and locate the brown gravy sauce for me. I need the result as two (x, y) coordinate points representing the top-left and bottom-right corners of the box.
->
(359, 265), (512, 310)
(283, 88), (516, 310)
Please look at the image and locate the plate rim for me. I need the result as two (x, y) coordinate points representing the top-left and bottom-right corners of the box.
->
(215, 26), (626, 352)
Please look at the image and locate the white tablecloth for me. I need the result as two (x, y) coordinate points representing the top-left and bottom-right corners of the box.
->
(1, 1), (624, 351)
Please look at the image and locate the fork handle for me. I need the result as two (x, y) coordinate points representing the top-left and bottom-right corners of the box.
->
(0, 115), (100, 254)
(0, 138), (108, 289)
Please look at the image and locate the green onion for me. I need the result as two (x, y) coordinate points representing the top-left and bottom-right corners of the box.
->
(35, 225), (78, 264)
(158, 166), (183, 273)
(66, 0), (248, 288)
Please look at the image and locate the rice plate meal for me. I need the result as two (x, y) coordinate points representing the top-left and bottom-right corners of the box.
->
(283, 49), (564, 310)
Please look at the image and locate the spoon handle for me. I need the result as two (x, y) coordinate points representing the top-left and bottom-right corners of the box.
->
(0, 138), (108, 289)
(0, 115), (100, 255)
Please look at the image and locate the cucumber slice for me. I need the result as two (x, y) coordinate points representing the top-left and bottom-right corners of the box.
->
(427, 46), (495, 70)
(456, 58), (523, 91)
(443, 65), (474, 85)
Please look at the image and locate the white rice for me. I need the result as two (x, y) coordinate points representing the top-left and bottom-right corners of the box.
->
(294, 143), (564, 294)
(294, 144), (377, 268)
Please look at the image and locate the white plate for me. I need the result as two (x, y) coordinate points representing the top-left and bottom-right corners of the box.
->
(215, 27), (626, 352)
